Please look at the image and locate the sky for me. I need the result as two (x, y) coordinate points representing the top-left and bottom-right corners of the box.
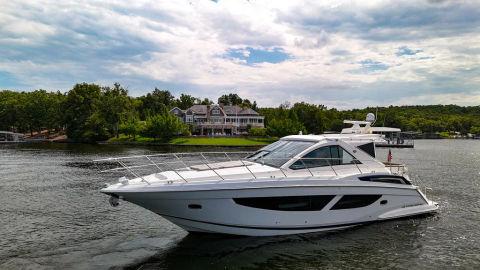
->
(0, 0), (479, 108)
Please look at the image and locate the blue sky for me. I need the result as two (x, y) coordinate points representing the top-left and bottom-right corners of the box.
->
(0, 0), (479, 108)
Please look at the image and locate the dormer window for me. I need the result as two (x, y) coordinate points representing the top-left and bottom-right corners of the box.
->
(212, 108), (220, 115)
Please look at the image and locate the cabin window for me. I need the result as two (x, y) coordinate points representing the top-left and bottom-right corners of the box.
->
(358, 175), (410, 185)
(247, 140), (316, 168)
(330, 195), (382, 210)
(357, 142), (375, 158)
(290, 145), (359, 170)
(233, 195), (335, 211)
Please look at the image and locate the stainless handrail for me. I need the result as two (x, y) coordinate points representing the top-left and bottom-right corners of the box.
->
(95, 152), (404, 183)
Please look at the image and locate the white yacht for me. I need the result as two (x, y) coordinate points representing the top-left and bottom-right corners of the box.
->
(341, 113), (414, 148)
(98, 134), (437, 236)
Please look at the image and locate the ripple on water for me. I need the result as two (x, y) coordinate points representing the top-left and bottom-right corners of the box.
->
(1, 141), (480, 269)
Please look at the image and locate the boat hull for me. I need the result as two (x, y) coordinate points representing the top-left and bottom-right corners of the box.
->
(108, 184), (438, 236)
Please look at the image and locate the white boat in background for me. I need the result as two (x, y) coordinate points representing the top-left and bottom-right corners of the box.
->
(0, 131), (25, 143)
(97, 134), (437, 236)
(341, 113), (414, 148)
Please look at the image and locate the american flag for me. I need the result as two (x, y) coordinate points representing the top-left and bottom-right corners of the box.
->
(387, 149), (392, 163)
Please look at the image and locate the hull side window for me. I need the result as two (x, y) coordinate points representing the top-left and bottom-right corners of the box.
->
(234, 195), (335, 211)
(330, 195), (382, 210)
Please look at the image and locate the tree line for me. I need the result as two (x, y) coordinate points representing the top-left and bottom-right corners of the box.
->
(1, 83), (480, 142)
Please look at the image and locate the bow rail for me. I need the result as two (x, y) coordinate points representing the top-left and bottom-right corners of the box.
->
(94, 152), (407, 185)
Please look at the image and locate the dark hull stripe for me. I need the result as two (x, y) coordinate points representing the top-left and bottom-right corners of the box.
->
(159, 213), (370, 231)
(158, 207), (437, 231)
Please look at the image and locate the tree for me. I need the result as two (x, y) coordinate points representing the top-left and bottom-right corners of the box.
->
(249, 127), (267, 136)
(82, 112), (109, 142)
(251, 101), (258, 111)
(120, 117), (144, 139)
(142, 113), (187, 142)
(470, 126), (480, 135)
(266, 118), (306, 137)
(138, 88), (175, 119)
(176, 94), (197, 109)
(241, 99), (252, 108)
(24, 90), (50, 135)
(199, 98), (214, 105)
(0, 90), (26, 132)
(218, 93), (243, 106)
(99, 83), (131, 138)
(63, 83), (102, 141)
(292, 102), (327, 134)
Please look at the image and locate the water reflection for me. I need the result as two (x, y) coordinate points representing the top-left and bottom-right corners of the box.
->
(2, 140), (479, 269)
(139, 216), (434, 270)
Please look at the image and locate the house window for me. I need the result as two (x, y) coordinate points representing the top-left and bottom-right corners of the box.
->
(212, 108), (220, 115)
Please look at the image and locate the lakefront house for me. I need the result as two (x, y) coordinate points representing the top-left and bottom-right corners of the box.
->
(170, 104), (264, 136)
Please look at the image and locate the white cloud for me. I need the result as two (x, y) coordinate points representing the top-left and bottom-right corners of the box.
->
(0, 0), (479, 108)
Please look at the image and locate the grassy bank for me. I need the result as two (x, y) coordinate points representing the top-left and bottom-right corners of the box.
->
(107, 135), (277, 146)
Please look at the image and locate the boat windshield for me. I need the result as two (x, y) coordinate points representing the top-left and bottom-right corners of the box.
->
(246, 140), (316, 168)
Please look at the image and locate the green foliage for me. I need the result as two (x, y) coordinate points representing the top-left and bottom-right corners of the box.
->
(218, 93), (243, 106)
(249, 127), (267, 136)
(266, 118), (306, 137)
(175, 94), (197, 110)
(142, 113), (187, 142)
(0, 90), (65, 134)
(137, 88), (174, 119)
(82, 112), (110, 142)
(291, 102), (327, 134)
(120, 118), (144, 139)
(470, 126), (480, 135)
(199, 98), (214, 105)
(3, 84), (480, 143)
(99, 83), (131, 138)
(63, 83), (102, 141)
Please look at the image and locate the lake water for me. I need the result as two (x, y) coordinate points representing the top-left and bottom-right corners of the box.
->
(1, 140), (479, 269)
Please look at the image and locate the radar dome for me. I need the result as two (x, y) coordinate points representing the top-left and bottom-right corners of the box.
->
(366, 113), (375, 123)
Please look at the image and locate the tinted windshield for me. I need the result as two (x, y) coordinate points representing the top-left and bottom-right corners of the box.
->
(247, 140), (316, 168)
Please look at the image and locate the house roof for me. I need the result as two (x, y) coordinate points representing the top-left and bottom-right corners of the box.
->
(189, 104), (208, 114)
(173, 104), (262, 116)
(222, 105), (259, 116)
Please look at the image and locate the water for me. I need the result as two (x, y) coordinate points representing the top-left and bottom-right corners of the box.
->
(1, 140), (479, 269)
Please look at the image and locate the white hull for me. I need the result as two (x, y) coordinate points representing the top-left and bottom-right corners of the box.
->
(108, 181), (438, 236)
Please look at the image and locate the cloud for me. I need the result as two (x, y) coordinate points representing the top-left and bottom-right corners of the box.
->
(0, 0), (479, 108)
